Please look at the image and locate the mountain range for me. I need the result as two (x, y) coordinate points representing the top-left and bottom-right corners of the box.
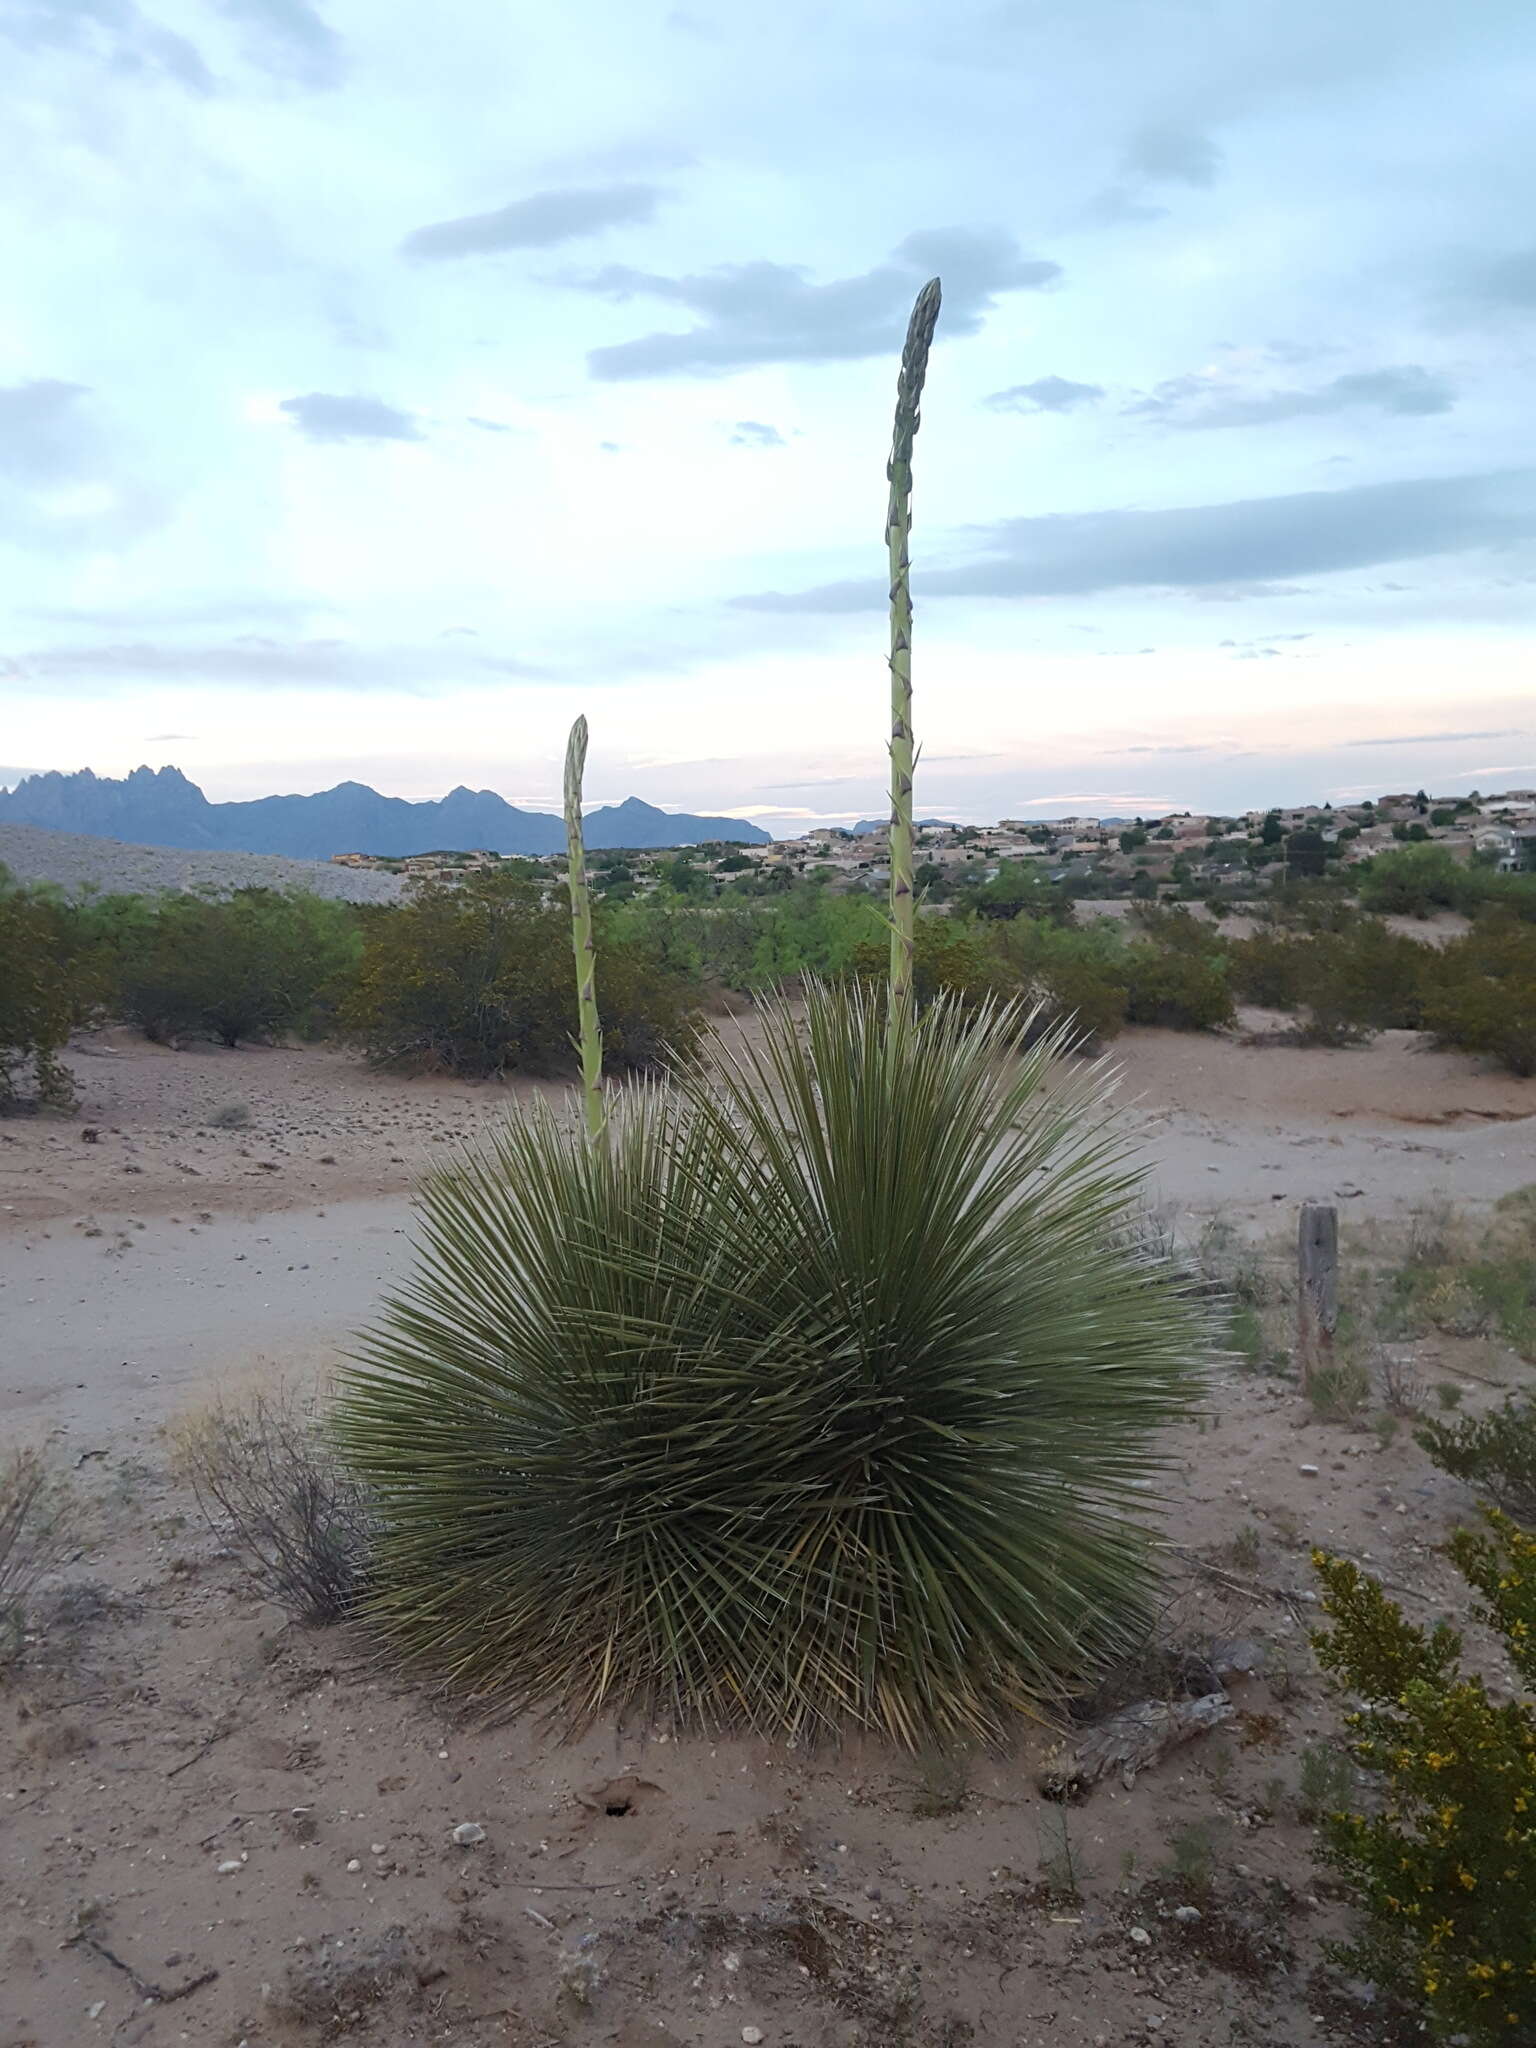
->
(0, 767), (772, 859)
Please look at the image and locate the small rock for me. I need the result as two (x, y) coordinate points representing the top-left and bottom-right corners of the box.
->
(346, 1858), (362, 1872)
(452, 1821), (486, 1846)
(1299, 1463), (1320, 1476)
(1129, 1926), (1151, 1945)
(370, 1842), (386, 1855)
(216, 1859), (243, 1874)
(87, 2002), (106, 2020)
(1173, 1904), (1202, 1923)
(742, 2031), (765, 2045)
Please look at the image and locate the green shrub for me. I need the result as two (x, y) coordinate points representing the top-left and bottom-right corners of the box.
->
(1417, 1399), (1536, 1523)
(1358, 843), (1465, 917)
(604, 885), (883, 990)
(1227, 930), (1308, 1009)
(1266, 877), (1360, 933)
(1312, 1519), (1536, 2044)
(0, 881), (87, 1111)
(1295, 923), (1431, 1044)
(1229, 923), (1430, 1041)
(852, 917), (1013, 1014)
(1422, 918), (1536, 1076)
(985, 917), (1129, 1046)
(109, 887), (361, 1047)
(970, 859), (1071, 924)
(1123, 946), (1234, 1031)
(338, 985), (1206, 1742)
(343, 868), (699, 1078)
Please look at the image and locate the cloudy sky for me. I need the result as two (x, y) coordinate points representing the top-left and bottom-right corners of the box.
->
(3, 0), (1535, 831)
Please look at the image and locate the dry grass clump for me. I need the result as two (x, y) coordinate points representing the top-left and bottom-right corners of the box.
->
(1370, 1189), (1536, 1361)
(0, 1448), (69, 1664)
(172, 1389), (370, 1622)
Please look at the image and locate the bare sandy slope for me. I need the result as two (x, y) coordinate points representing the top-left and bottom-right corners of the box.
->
(0, 820), (405, 904)
(3, 1015), (1528, 1237)
(5, 1362), (1487, 2048)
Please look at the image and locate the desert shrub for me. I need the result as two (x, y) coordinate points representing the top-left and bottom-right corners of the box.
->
(1227, 931), (1308, 1010)
(108, 888), (361, 1047)
(0, 883), (87, 1111)
(1293, 924), (1431, 1045)
(605, 886), (883, 990)
(1295, 1741), (1357, 1823)
(1313, 1522), (1536, 2045)
(1416, 1399), (1536, 1524)
(852, 917), (1013, 1014)
(0, 1448), (68, 1663)
(338, 984), (1207, 1742)
(1123, 945), (1234, 1031)
(971, 859), (1072, 925)
(1359, 843), (1465, 917)
(1307, 1358), (1371, 1421)
(1430, 1190), (1536, 1365)
(1230, 923), (1429, 1041)
(987, 918), (1129, 1046)
(342, 868), (700, 1077)
(1378, 1347), (1426, 1417)
(172, 1391), (371, 1622)
(1421, 917), (1536, 1076)
(1265, 876), (1360, 933)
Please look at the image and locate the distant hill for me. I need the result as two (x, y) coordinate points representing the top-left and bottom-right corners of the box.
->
(849, 816), (955, 835)
(0, 766), (772, 858)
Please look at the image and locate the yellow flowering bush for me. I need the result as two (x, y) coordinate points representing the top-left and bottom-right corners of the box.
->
(1312, 1517), (1536, 2043)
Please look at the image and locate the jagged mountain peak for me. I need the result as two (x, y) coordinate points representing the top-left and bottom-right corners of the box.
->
(0, 765), (773, 858)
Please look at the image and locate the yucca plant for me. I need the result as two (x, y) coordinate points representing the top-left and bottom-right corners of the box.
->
(337, 982), (1203, 1742)
(338, 273), (1208, 1746)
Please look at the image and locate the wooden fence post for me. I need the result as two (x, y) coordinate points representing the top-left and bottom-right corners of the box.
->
(1297, 1201), (1338, 1393)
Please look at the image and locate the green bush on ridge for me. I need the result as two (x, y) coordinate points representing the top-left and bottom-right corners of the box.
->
(341, 866), (699, 1078)
(1421, 917), (1536, 1077)
(101, 887), (361, 1047)
(0, 869), (93, 1110)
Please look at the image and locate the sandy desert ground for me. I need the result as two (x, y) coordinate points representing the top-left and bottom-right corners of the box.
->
(2, 1016), (1533, 2048)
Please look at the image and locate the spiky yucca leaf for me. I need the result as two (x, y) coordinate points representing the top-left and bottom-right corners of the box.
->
(336, 982), (1206, 1743)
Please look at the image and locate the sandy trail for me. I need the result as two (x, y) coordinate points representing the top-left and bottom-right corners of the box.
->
(1, 1199), (413, 1445)
(1, 1016), (1532, 1445)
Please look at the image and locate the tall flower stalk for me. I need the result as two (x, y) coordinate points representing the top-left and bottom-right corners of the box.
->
(563, 714), (604, 1142)
(886, 276), (942, 1027)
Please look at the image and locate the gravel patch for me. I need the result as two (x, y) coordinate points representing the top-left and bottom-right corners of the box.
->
(0, 821), (406, 904)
